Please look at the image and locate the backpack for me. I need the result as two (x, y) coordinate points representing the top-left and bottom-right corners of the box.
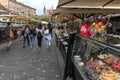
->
(37, 31), (42, 38)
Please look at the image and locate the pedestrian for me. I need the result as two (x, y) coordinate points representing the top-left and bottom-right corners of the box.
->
(29, 25), (36, 49)
(44, 26), (52, 48)
(5, 22), (14, 51)
(22, 25), (30, 48)
(48, 22), (53, 37)
(36, 23), (44, 50)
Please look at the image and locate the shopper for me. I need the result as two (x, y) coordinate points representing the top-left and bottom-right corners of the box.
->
(29, 25), (36, 49)
(22, 25), (30, 48)
(48, 22), (53, 37)
(36, 23), (43, 50)
(5, 22), (14, 51)
(44, 26), (52, 48)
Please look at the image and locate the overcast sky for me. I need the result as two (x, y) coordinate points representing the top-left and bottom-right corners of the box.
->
(17, 0), (59, 15)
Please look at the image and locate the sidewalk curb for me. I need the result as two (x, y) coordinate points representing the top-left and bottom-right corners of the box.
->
(54, 45), (65, 79)
(53, 34), (65, 79)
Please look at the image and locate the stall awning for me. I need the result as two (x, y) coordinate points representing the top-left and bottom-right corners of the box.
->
(58, 0), (120, 9)
(53, 14), (76, 22)
(54, 8), (120, 15)
(0, 15), (40, 23)
(53, 0), (120, 22)
(0, 15), (30, 21)
(55, 0), (120, 15)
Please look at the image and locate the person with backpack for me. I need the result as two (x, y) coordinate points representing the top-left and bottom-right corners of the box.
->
(36, 23), (43, 50)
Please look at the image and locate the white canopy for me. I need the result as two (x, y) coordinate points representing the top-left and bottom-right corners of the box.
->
(53, 0), (120, 22)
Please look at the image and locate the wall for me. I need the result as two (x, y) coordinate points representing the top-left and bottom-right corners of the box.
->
(0, 0), (36, 16)
(0, 0), (9, 8)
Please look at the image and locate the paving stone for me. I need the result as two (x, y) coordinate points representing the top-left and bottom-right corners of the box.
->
(0, 34), (63, 80)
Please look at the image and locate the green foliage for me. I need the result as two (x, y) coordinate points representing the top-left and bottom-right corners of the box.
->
(30, 15), (41, 21)
(30, 21), (40, 26)
(41, 17), (49, 22)
(30, 15), (55, 25)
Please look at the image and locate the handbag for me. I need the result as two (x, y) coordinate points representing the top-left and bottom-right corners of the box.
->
(44, 29), (49, 35)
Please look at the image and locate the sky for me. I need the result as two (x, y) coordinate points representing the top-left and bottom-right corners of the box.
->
(17, 0), (59, 15)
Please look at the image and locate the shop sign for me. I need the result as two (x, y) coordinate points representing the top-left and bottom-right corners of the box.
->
(80, 24), (91, 37)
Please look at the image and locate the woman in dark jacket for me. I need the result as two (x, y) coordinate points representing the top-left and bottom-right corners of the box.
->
(36, 23), (43, 50)
(29, 25), (36, 48)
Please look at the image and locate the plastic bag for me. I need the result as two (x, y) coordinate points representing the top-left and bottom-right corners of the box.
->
(44, 29), (49, 35)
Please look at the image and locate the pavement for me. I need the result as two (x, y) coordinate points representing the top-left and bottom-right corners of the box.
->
(0, 32), (65, 80)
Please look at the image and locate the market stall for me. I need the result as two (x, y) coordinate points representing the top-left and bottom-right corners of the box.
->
(0, 15), (30, 45)
(53, 0), (120, 80)
(0, 15), (30, 27)
(71, 35), (120, 80)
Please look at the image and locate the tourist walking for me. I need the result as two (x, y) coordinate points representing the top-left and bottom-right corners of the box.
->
(48, 22), (53, 37)
(22, 25), (30, 48)
(36, 23), (43, 50)
(29, 25), (36, 49)
(44, 26), (52, 48)
(5, 22), (14, 51)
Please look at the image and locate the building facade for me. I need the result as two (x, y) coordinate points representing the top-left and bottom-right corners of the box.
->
(0, 0), (36, 16)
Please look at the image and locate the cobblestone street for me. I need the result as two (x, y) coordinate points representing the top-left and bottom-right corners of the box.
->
(0, 35), (64, 80)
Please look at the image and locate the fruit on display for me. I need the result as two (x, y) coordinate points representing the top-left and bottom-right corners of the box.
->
(101, 25), (106, 29)
(92, 21), (105, 29)
(112, 60), (120, 70)
(95, 64), (104, 73)
(95, 24), (100, 29)
(91, 22), (106, 33)
(90, 16), (108, 36)
(100, 70), (118, 80)
(92, 22), (96, 26)
(95, 53), (119, 80)
(98, 60), (105, 65)
(98, 28), (103, 33)
(98, 54), (107, 59)
(98, 21), (103, 26)
(98, 54), (117, 64)
(94, 28), (98, 33)
(95, 61), (107, 73)
(104, 56), (116, 64)
(104, 58), (113, 64)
